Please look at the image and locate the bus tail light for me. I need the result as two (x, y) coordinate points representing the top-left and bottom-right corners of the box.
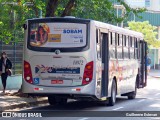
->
(24, 61), (33, 84)
(82, 61), (93, 85)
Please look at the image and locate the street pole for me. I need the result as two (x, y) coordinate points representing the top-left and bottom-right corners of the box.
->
(154, 49), (156, 69)
(114, 5), (126, 28)
(133, 13), (135, 21)
(117, 8), (118, 26)
(39, 9), (42, 18)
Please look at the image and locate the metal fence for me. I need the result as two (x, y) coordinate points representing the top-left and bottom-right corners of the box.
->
(0, 41), (23, 75)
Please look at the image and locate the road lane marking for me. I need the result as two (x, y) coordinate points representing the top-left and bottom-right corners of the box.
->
(78, 118), (89, 120)
(112, 107), (124, 110)
(155, 93), (160, 96)
(137, 99), (145, 102)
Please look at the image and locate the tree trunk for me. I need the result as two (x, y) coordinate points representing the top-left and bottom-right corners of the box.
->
(30, 0), (39, 17)
(45, 0), (59, 17)
(61, 0), (76, 17)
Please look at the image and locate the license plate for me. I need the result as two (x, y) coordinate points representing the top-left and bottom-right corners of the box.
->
(51, 80), (63, 84)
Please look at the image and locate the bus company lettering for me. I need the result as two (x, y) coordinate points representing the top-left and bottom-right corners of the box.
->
(63, 29), (82, 34)
(35, 65), (80, 74)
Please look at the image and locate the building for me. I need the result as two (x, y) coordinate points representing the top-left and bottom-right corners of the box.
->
(123, 0), (160, 69)
(125, 0), (160, 12)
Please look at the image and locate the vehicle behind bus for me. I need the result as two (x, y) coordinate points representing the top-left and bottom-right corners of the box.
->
(22, 17), (147, 106)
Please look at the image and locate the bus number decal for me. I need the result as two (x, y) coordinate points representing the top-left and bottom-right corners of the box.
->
(73, 60), (83, 65)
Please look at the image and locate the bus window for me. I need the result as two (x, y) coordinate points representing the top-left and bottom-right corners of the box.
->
(134, 38), (138, 59)
(123, 35), (128, 59)
(109, 32), (116, 59)
(122, 35), (124, 59)
(129, 36), (134, 59)
(112, 32), (116, 45)
(117, 34), (119, 45)
(115, 33), (118, 59)
(110, 32), (112, 45)
(119, 34), (122, 46)
(123, 35), (126, 46)
(96, 29), (101, 59)
(128, 36), (130, 59)
(130, 36), (132, 47)
(135, 38), (138, 48)
(117, 34), (122, 59)
(126, 36), (128, 47)
(96, 29), (99, 44)
(28, 22), (88, 52)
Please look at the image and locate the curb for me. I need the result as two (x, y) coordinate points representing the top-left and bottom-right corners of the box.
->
(0, 97), (48, 111)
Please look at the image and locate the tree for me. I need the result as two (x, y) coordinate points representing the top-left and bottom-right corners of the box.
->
(45, 0), (145, 23)
(128, 21), (160, 48)
(0, 0), (145, 44)
(0, 0), (146, 96)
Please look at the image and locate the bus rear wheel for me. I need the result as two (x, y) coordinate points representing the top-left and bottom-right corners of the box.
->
(48, 96), (67, 105)
(108, 80), (117, 106)
(128, 83), (137, 99)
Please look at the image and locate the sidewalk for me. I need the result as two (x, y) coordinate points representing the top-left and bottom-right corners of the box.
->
(0, 90), (48, 111)
(149, 69), (160, 78)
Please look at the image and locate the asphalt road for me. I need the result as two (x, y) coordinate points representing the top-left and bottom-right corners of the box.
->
(1, 76), (160, 120)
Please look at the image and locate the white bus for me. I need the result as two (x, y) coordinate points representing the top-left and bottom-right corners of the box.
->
(22, 17), (147, 106)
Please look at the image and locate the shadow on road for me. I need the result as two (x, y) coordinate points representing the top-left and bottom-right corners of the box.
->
(28, 97), (145, 111)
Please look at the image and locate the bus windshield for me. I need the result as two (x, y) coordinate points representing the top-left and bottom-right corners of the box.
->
(28, 22), (87, 49)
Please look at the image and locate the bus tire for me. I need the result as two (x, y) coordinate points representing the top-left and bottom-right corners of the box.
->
(48, 96), (56, 105)
(60, 98), (68, 105)
(128, 83), (137, 100)
(48, 96), (67, 105)
(108, 80), (117, 106)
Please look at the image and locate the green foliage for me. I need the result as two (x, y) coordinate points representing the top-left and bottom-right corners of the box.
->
(71, 0), (117, 23)
(128, 21), (160, 48)
(0, 0), (46, 43)
(0, 0), (145, 44)
(117, 0), (146, 19)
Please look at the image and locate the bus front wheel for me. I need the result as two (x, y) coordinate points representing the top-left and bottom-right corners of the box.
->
(108, 80), (117, 106)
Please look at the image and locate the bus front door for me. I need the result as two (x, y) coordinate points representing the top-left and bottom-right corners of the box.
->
(138, 41), (147, 88)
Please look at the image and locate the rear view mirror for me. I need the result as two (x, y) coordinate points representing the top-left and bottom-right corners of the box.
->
(23, 24), (27, 30)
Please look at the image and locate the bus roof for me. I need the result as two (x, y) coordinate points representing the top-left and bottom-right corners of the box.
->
(27, 17), (144, 39)
(92, 20), (144, 39)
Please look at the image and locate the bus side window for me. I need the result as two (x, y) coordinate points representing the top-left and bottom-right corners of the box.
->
(123, 35), (128, 59)
(115, 33), (118, 59)
(117, 34), (122, 59)
(109, 32), (111, 59)
(126, 36), (130, 59)
(130, 36), (134, 59)
(116, 33), (118, 59)
(120, 34), (123, 59)
(122, 35), (124, 59)
(134, 38), (138, 59)
(112, 32), (116, 46)
(96, 29), (101, 59)
(137, 40), (140, 59)
(130, 36), (132, 47)
(110, 32), (112, 45)
(109, 32), (116, 59)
